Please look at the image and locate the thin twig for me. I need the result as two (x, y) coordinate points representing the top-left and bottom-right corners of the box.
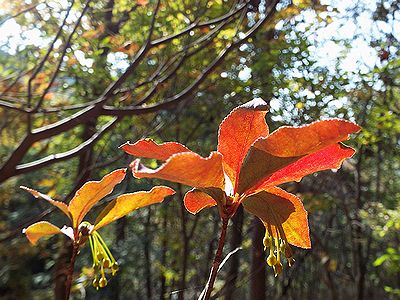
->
(64, 243), (79, 300)
(33, 0), (90, 113)
(199, 217), (229, 300)
(0, 3), (41, 26)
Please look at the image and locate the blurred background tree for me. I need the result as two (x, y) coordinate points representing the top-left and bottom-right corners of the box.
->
(0, 0), (399, 299)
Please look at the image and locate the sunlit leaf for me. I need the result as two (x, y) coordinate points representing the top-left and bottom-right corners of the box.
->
(23, 221), (63, 245)
(121, 138), (191, 161)
(20, 186), (71, 219)
(184, 188), (217, 214)
(253, 143), (356, 191)
(93, 186), (175, 230)
(243, 187), (310, 248)
(238, 119), (361, 194)
(217, 98), (269, 190)
(254, 119), (360, 157)
(69, 169), (126, 228)
(131, 151), (225, 189)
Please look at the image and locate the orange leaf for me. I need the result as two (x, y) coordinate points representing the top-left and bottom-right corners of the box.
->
(68, 169), (126, 228)
(131, 151), (225, 189)
(238, 119), (360, 194)
(20, 186), (71, 219)
(121, 138), (191, 161)
(217, 98), (269, 190)
(255, 143), (355, 191)
(137, 0), (149, 6)
(115, 42), (140, 55)
(254, 119), (360, 157)
(243, 187), (310, 248)
(184, 188), (217, 214)
(93, 186), (175, 230)
(23, 221), (63, 245)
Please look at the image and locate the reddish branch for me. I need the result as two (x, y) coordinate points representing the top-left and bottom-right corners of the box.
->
(201, 217), (229, 300)
(64, 243), (80, 300)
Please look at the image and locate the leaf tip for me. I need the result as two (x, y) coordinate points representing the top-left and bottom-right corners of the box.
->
(118, 141), (130, 149)
(240, 98), (270, 111)
(20, 186), (39, 198)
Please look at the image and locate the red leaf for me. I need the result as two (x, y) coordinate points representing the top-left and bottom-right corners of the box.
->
(218, 99), (269, 190)
(184, 188), (217, 214)
(121, 138), (191, 161)
(131, 151), (225, 189)
(243, 187), (310, 248)
(254, 143), (355, 191)
(238, 119), (360, 194)
(254, 119), (360, 157)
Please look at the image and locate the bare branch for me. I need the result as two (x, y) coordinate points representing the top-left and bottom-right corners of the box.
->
(0, 3), (42, 26)
(32, 0), (91, 112)
(0, 99), (29, 113)
(14, 117), (117, 176)
(100, 0), (279, 117)
(150, 1), (248, 46)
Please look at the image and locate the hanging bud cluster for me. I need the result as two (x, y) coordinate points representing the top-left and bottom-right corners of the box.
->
(88, 230), (119, 289)
(263, 227), (295, 276)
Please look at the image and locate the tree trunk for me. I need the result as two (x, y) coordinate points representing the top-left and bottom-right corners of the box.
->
(224, 205), (244, 300)
(159, 207), (168, 300)
(355, 148), (366, 300)
(110, 216), (127, 300)
(144, 207), (153, 300)
(178, 187), (190, 300)
(54, 118), (96, 299)
(250, 217), (266, 300)
(54, 238), (73, 300)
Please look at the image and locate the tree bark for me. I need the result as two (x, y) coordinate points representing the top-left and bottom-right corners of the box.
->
(224, 205), (244, 300)
(159, 207), (168, 300)
(54, 238), (73, 300)
(355, 148), (366, 300)
(178, 200), (189, 300)
(250, 217), (266, 300)
(144, 207), (153, 300)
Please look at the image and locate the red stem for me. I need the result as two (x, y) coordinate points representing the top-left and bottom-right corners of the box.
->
(201, 217), (229, 300)
(64, 243), (79, 300)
